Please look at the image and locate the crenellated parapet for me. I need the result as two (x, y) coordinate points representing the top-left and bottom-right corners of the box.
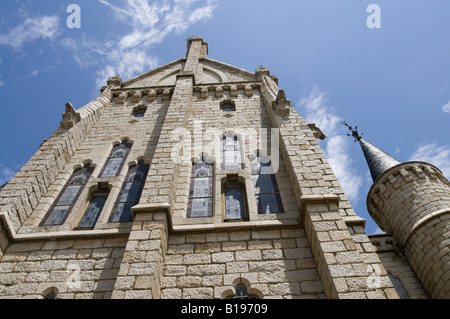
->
(112, 87), (175, 105)
(367, 161), (450, 243)
(367, 161), (450, 298)
(193, 83), (259, 100)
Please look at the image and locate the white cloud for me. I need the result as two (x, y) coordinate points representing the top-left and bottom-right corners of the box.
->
(373, 227), (385, 235)
(0, 164), (16, 186)
(95, 48), (159, 89)
(68, 0), (218, 89)
(0, 15), (60, 50)
(298, 86), (341, 137)
(29, 70), (39, 78)
(325, 135), (363, 202)
(443, 101), (450, 113)
(409, 142), (450, 179)
(298, 86), (363, 202)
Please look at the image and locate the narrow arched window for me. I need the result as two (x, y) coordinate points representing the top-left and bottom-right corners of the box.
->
(223, 175), (248, 221)
(99, 140), (132, 178)
(109, 160), (149, 222)
(251, 152), (284, 214)
(77, 185), (110, 229)
(41, 163), (94, 226)
(388, 273), (410, 299)
(221, 135), (242, 170)
(44, 292), (57, 299)
(187, 157), (214, 218)
(227, 284), (259, 299)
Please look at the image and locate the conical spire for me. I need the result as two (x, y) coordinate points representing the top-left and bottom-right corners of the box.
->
(343, 122), (401, 182)
(358, 138), (400, 181)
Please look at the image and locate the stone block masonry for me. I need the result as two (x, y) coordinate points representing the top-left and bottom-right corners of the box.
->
(0, 36), (411, 299)
(0, 235), (127, 299)
(368, 162), (450, 298)
(161, 227), (325, 299)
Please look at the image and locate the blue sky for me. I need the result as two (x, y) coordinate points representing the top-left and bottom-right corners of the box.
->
(0, 0), (449, 234)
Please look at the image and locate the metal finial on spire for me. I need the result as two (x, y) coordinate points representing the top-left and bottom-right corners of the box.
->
(342, 121), (363, 142)
(342, 121), (401, 181)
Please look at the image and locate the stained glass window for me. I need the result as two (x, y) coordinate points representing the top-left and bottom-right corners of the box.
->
(187, 157), (214, 218)
(224, 187), (246, 220)
(77, 188), (109, 229)
(109, 160), (149, 223)
(251, 154), (284, 214)
(99, 140), (132, 178)
(221, 136), (242, 170)
(41, 164), (94, 226)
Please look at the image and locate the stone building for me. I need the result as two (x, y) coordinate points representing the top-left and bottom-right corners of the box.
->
(0, 36), (448, 299)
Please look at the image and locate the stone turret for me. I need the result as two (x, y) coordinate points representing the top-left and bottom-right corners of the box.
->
(345, 123), (450, 298)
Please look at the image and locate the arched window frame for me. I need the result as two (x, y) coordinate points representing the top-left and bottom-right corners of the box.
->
(388, 272), (410, 299)
(99, 140), (132, 178)
(108, 160), (149, 223)
(222, 175), (248, 221)
(250, 151), (284, 214)
(41, 163), (94, 226)
(187, 156), (214, 218)
(221, 134), (243, 170)
(222, 278), (262, 299)
(77, 184), (111, 229)
(227, 284), (259, 299)
(42, 287), (59, 299)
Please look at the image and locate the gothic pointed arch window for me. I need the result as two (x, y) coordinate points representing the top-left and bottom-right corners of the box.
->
(41, 163), (94, 226)
(250, 152), (284, 214)
(221, 134), (242, 170)
(187, 156), (214, 218)
(99, 140), (132, 178)
(109, 160), (149, 223)
(77, 185), (110, 229)
(223, 175), (248, 221)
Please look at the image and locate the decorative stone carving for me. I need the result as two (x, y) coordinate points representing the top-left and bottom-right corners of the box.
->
(308, 123), (326, 140)
(271, 90), (291, 116)
(255, 66), (270, 81)
(215, 86), (223, 98)
(147, 89), (156, 102)
(200, 87), (208, 99)
(245, 85), (253, 97)
(162, 88), (172, 101)
(131, 91), (142, 103)
(107, 75), (122, 89)
(230, 85), (238, 98)
(60, 102), (81, 129)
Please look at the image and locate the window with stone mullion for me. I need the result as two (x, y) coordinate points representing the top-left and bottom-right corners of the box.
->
(222, 135), (242, 170)
(109, 160), (149, 222)
(77, 187), (109, 229)
(251, 154), (284, 214)
(41, 164), (94, 226)
(99, 140), (132, 178)
(187, 157), (214, 218)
